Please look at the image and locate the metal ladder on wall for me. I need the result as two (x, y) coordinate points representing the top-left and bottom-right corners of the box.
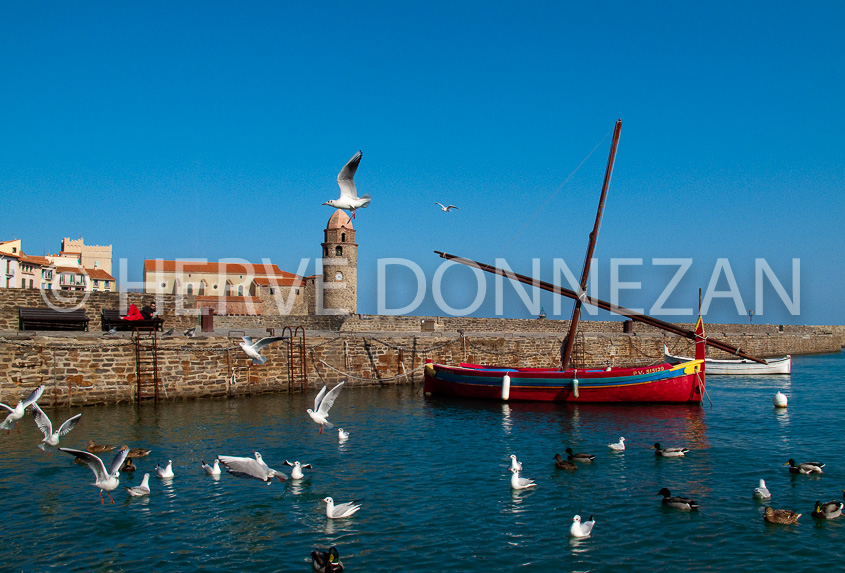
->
(282, 326), (307, 393)
(133, 327), (161, 402)
(226, 331), (254, 393)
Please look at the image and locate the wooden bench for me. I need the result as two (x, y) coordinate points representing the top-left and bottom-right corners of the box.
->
(102, 309), (164, 332)
(19, 307), (90, 331)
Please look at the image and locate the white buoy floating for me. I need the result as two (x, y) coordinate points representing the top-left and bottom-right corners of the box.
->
(502, 373), (511, 401)
(773, 391), (788, 408)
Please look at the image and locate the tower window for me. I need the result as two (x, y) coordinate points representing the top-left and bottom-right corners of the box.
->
(324, 247), (328, 256)
(187, 284), (193, 295)
(335, 246), (343, 256)
(341, 233), (346, 242)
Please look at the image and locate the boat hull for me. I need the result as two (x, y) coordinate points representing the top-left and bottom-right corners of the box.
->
(663, 348), (791, 375)
(423, 360), (705, 404)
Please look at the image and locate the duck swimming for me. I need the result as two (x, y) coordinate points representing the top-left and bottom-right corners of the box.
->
(86, 440), (115, 453)
(652, 443), (689, 457)
(311, 546), (343, 572)
(127, 447), (151, 458)
(120, 457), (136, 472)
(553, 454), (577, 471)
(565, 447), (595, 463)
(658, 488), (699, 510)
(811, 493), (844, 519)
(785, 459), (824, 474)
(763, 506), (801, 524)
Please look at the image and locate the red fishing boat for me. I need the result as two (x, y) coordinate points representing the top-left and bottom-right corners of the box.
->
(427, 120), (763, 404)
(424, 318), (707, 404)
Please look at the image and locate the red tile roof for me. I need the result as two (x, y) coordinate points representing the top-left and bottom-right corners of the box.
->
(253, 276), (305, 287)
(20, 254), (53, 265)
(85, 268), (115, 281)
(143, 260), (296, 277)
(55, 266), (85, 274)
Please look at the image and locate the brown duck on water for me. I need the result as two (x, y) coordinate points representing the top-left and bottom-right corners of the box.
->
(763, 506), (801, 524)
(553, 454), (577, 471)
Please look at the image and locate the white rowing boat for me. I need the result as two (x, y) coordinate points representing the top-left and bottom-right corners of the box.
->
(663, 345), (791, 375)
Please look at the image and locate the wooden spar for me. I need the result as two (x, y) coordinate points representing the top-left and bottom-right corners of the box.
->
(433, 250), (768, 364)
(561, 119), (622, 369)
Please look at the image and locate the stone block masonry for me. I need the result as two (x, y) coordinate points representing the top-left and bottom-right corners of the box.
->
(1, 326), (841, 407)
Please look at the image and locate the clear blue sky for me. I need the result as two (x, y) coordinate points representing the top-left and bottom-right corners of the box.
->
(3, 2), (843, 325)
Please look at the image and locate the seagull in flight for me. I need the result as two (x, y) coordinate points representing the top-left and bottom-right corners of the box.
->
(239, 336), (287, 365)
(307, 381), (345, 434)
(322, 151), (371, 218)
(435, 202), (459, 212)
(60, 446), (129, 504)
(217, 452), (286, 484)
(1, 384), (44, 432)
(322, 496), (361, 519)
(31, 403), (82, 449)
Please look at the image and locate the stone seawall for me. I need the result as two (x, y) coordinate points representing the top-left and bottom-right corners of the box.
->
(1, 327), (841, 407)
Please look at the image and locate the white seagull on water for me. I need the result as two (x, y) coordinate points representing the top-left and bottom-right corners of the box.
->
(1, 384), (44, 432)
(202, 459), (221, 476)
(435, 202), (459, 212)
(31, 403), (82, 449)
(60, 446), (129, 504)
(608, 437), (626, 451)
(307, 381), (345, 434)
(239, 335), (286, 365)
(125, 473), (151, 497)
(322, 496), (361, 519)
(284, 460), (313, 480)
(753, 479), (771, 501)
(322, 151), (371, 218)
(155, 460), (174, 478)
(569, 514), (596, 538)
(509, 467), (537, 490)
(217, 452), (286, 484)
(509, 454), (523, 472)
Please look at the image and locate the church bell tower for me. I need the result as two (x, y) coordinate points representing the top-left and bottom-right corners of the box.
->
(319, 209), (357, 314)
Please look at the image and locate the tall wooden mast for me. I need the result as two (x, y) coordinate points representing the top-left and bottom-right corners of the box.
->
(560, 119), (622, 369)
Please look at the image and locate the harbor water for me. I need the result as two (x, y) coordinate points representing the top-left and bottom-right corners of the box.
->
(1, 350), (843, 571)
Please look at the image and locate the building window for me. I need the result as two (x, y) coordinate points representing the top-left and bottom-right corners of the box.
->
(238, 285), (243, 296)
(187, 284), (193, 295)
(295, 288), (300, 295)
(324, 247), (328, 256)
(93, 279), (99, 287)
(269, 287), (275, 295)
(341, 233), (346, 242)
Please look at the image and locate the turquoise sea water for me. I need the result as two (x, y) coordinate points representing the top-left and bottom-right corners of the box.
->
(1, 350), (843, 571)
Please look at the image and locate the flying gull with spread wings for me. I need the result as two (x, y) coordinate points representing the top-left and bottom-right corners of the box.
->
(322, 151), (371, 218)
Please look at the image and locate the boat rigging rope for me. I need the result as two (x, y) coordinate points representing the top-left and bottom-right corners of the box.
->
(494, 126), (614, 259)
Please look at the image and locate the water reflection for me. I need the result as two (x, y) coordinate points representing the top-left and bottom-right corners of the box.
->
(501, 404), (512, 434)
